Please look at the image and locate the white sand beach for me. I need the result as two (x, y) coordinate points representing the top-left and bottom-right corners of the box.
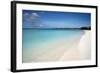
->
(60, 30), (91, 61)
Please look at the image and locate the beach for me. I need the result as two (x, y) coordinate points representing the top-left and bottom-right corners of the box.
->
(22, 30), (91, 63)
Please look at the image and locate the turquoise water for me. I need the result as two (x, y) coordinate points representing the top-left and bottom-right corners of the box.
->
(22, 29), (84, 50)
(22, 29), (85, 62)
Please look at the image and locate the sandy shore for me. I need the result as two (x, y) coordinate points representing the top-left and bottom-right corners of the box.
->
(60, 30), (91, 61)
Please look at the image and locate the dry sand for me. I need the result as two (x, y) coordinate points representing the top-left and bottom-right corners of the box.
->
(60, 30), (91, 61)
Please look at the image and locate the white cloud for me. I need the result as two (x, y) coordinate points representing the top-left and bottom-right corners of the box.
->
(24, 13), (29, 16)
(32, 13), (39, 17)
(28, 13), (40, 21)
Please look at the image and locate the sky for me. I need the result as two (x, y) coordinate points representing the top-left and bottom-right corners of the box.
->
(22, 10), (91, 28)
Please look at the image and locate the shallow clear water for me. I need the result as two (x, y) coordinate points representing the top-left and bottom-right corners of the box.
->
(22, 29), (85, 62)
(23, 29), (84, 49)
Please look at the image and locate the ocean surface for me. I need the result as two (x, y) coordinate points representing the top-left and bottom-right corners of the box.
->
(22, 29), (86, 63)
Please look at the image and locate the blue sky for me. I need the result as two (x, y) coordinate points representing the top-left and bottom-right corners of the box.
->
(23, 10), (91, 28)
